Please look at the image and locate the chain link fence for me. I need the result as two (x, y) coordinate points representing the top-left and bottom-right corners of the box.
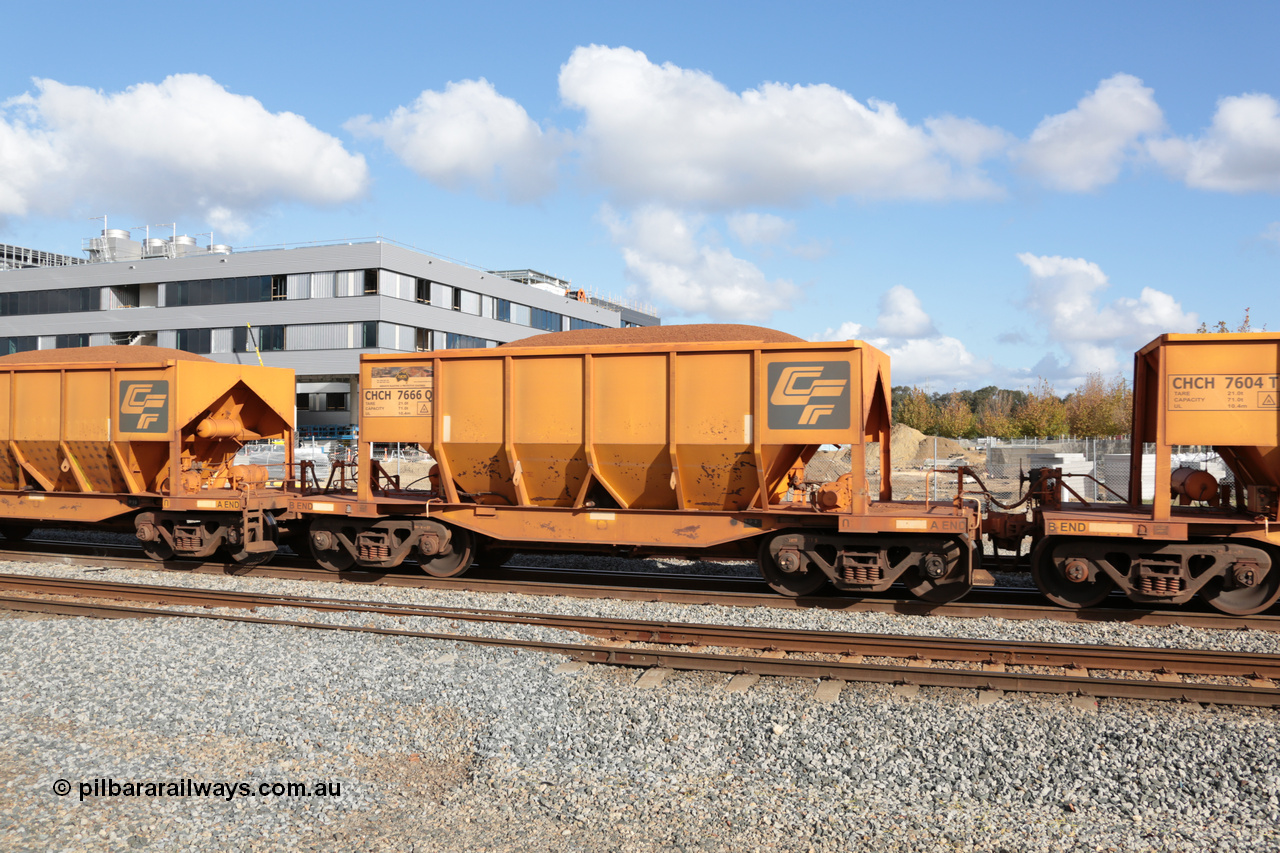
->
(801, 438), (1232, 511)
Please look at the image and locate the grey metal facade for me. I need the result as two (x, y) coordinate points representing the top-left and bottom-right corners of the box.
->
(0, 239), (660, 432)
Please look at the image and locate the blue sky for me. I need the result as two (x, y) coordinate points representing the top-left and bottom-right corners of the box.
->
(2, 1), (1277, 390)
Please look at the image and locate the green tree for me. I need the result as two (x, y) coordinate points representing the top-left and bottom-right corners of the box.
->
(1197, 308), (1265, 333)
(893, 386), (935, 433)
(1016, 378), (1069, 438)
(1066, 372), (1113, 438)
(976, 390), (1019, 439)
(1107, 376), (1133, 436)
(932, 392), (975, 438)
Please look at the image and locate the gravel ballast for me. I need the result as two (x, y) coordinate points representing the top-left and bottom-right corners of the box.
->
(1, 559), (1278, 852)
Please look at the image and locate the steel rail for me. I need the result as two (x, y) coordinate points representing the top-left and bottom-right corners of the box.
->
(3, 540), (1279, 631)
(3, 574), (1279, 680)
(1, 592), (1276, 708)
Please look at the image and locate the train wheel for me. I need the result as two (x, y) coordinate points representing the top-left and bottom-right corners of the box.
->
(309, 522), (356, 572)
(1199, 566), (1280, 616)
(1031, 538), (1114, 609)
(905, 540), (972, 603)
(312, 545), (356, 573)
(907, 572), (972, 603)
(0, 524), (35, 541)
(758, 534), (829, 597)
(420, 527), (474, 578)
(141, 539), (176, 561)
(228, 550), (274, 571)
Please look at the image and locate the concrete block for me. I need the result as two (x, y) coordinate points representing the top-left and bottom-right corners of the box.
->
(635, 668), (674, 689)
(813, 680), (844, 704)
(1069, 695), (1098, 712)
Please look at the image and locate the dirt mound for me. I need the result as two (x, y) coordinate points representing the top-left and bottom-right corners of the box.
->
(889, 423), (926, 465)
(889, 423), (967, 465)
(913, 434), (966, 462)
(503, 324), (805, 348)
(0, 345), (212, 365)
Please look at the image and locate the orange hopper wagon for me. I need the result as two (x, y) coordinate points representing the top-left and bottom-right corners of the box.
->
(299, 325), (981, 601)
(0, 346), (295, 564)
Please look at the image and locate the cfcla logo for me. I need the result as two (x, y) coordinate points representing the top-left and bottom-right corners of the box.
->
(119, 381), (169, 433)
(770, 366), (848, 424)
(767, 362), (851, 430)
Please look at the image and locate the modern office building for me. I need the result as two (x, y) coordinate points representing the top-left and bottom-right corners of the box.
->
(0, 231), (660, 436)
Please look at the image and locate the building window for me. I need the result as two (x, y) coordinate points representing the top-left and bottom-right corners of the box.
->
(296, 393), (311, 411)
(430, 281), (453, 308)
(456, 289), (481, 315)
(445, 333), (486, 349)
(361, 321), (377, 348)
(531, 307), (560, 332)
(270, 275), (287, 300)
(260, 325), (284, 351)
(0, 336), (37, 354)
(363, 269), (379, 295)
(415, 329), (432, 351)
(233, 325), (284, 352)
(176, 328), (212, 354)
(55, 333), (89, 348)
(416, 279), (431, 303)
(167, 275), (274, 307)
(324, 392), (349, 411)
(570, 318), (606, 330)
(0, 286), (100, 317)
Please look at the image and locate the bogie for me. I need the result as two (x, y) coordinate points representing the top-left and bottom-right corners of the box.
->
(759, 530), (973, 602)
(1031, 537), (1279, 614)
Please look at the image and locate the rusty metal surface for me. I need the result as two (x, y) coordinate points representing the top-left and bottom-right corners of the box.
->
(1, 586), (1276, 708)
(359, 338), (890, 514)
(0, 350), (295, 503)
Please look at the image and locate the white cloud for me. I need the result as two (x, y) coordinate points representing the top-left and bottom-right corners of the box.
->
(1149, 93), (1280, 192)
(874, 284), (937, 338)
(925, 115), (1014, 166)
(0, 75), (368, 235)
(1017, 74), (1164, 191)
(727, 212), (795, 247)
(559, 45), (1005, 207)
(601, 204), (799, 321)
(347, 78), (563, 202)
(816, 321), (864, 340)
(813, 286), (984, 384)
(1017, 252), (1197, 377)
(875, 335), (983, 383)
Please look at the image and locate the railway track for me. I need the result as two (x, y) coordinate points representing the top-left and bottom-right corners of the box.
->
(3, 573), (1278, 708)
(4, 538), (1279, 631)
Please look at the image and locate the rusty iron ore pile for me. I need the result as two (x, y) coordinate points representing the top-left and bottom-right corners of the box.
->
(2, 555), (1278, 852)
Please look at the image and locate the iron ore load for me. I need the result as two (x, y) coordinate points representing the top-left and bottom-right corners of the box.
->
(0, 327), (1277, 615)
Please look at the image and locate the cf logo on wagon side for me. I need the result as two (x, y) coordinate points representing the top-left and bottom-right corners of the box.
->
(767, 362), (850, 429)
(119, 381), (169, 433)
